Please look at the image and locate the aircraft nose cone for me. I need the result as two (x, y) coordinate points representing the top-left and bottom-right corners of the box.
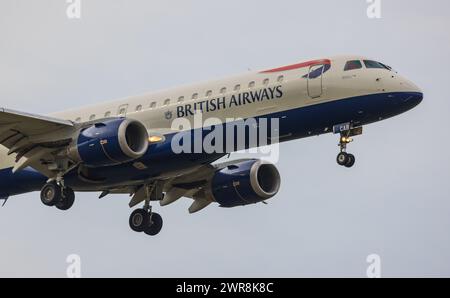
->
(410, 91), (423, 106)
(400, 91), (423, 111)
(400, 76), (423, 107)
(415, 92), (424, 104)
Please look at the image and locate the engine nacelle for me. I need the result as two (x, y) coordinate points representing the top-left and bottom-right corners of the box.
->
(68, 118), (149, 167)
(211, 159), (281, 207)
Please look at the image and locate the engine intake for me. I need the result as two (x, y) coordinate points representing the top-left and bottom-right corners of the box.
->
(68, 118), (149, 167)
(211, 159), (281, 207)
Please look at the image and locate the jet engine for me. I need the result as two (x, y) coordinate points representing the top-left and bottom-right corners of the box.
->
(210, 159), (281, 207)
(67, 118), (149, 167)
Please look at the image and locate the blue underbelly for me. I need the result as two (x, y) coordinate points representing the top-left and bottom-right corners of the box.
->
(0, 91), (422, 195)
(0, 167), (47, 197)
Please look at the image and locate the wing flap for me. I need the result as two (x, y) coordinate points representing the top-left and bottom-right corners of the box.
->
(0, 108), (76, 177)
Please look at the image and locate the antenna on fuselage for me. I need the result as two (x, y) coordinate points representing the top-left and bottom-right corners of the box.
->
(1, 197), (9, 207)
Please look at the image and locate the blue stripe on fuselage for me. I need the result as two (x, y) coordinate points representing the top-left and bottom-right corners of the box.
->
(0, 91), (423, 196)
(0, 167), (47, 197)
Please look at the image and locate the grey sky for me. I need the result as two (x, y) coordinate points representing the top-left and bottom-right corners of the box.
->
(0, 0), (449, 277)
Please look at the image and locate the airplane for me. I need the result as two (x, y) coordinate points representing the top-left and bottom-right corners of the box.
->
(0, 55), (423, 236)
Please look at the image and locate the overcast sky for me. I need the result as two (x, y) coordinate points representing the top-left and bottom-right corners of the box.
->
(1, 0), (449, 277)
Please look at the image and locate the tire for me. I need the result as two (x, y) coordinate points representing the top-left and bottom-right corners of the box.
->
(144, 213), (163, 236)
(336, 152), (349, 166)
(40, 182), (62, 206)
(56, 188), (75, 211)
(129, 209), (150, 233)
(345, 154), (356, 168)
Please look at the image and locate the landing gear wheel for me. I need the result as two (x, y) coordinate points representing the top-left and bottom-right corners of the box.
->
(129, 209), (150, 232)
(40, 182), (62, 206)
(144, 212), (163, 236)
(56, 188), (75, 211)
(336, 125), (362, 168)
(336, 152), (349, 166)
(345, 154), (356, 168)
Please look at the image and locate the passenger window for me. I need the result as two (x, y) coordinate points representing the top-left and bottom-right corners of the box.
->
(178, 96), (184, 103)
(248, 81), (255, 88)
(206, 90), (212, 97)
(75, 117), (82, 123)
(117, 104), (128, 116)
(344, 60), (363, 71)
(263, 78), (270, 86)
(150, 102), (156, 109)
(89, 114), (96, 121)
(220, 87), (227, 94)
(104, 111), (111, 118)
(364, 60), (387, 69)
(192, 93), (198, 100)
(234, 84), (241, 92)
(164, 99), (171, 106)
(136, 105), (143, 112)
(277, 75), (284, 83)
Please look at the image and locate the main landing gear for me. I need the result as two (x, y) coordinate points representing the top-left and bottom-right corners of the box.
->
(40, 181), (75, 211)
(129, 208), (163, 236)
(129, 184), (164, 236)
(334, 124), (363, 168)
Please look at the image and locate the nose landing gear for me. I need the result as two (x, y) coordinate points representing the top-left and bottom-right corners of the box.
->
(337, 136), (356, 168)
(334, 124), (363, 168)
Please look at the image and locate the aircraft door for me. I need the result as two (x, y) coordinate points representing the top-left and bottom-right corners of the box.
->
(307, 64), (325, 98)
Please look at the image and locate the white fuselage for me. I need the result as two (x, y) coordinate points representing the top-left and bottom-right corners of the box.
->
(0, 55), (421, 171)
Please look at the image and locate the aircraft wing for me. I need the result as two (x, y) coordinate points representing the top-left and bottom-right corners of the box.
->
(113, 158), (263, 214)
(162, 164), (217, 213)
(108, 163), (219, 214)
(0, 108), (75, 177)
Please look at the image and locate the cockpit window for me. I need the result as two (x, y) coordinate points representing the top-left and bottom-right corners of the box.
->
(380, 63), (393, 71)
(344, 60), (363, 71)
(364, 60), (391, 70)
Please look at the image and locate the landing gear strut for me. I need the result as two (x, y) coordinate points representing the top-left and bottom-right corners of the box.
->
(129, 185), (164, 236)
(337, 135), (356, 168)
(334, 124), (362, 168)
(40, 180), (75, 211)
